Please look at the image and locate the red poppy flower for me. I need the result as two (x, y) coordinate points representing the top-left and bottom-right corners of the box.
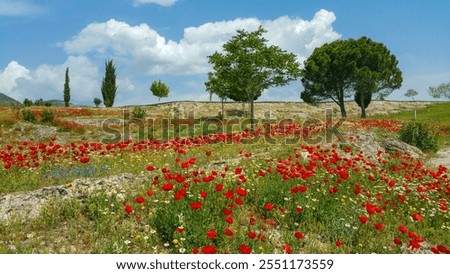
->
(162, 183), (174, 191)
(265, 203), (275, 211)
(249, 216), (256, 225)
(412, 213), (423, 222)
(215, 184), (224, 192)
(224, 228), (233, 237)
(146, 190), (154, 196)
(358, 216), (369, 224)
(224, 190), (234, 199)
(295, 231), (304, 239)
(234, 167), (243, 175)
(205, 150), (212, 156)
(248, 231), (257, 239)
(201, 245), (217, 254)
(239, 244), (251, 254)
(296, 206), (303, 213)
(206, 229), (217, 240)
(124, 204), (133, 214)
(409, 240), (421, 250)
(336, 240), (343, 247)
(135, 196), (145, 204)
(80, 156), (90, 164)
(236, 188), (247, 197)
(328, 186), (339, 194)
(282, 244), (292, 254)
(235, 198), (244, 206)
(374, 223), (384, 230)
(398, 225), (407, 234)
(298, 185), (308, 192)
(223, 208), (233, 215)
(175, 227), (184, 233)
(190, 201), (202, 210)
(225, 216), (233, 224)
(146, 165), (155, 171)
(200, 191), (208, 199)
(393, 238), (402, 245)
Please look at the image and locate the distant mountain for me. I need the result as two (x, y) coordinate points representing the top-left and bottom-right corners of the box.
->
(0, 93), (21, 106)
(45, 99), (67, 107)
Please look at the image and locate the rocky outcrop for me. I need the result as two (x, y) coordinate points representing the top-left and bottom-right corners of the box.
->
(342, 131), (424, 161)
(0, 173), (148, 223)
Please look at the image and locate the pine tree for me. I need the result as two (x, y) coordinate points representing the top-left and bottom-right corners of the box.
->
(63, 67), (70, 107)
(101, 60), (118, 107)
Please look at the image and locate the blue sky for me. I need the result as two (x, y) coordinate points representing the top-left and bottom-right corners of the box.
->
(1, 0), (449, 106)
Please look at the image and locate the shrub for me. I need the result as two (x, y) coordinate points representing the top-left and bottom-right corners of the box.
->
(132, 107), (146, 119)
(41, 109), (55, 123)
(93, 98), (102, 107)
(398, 121), (438, 152)
(21, 109), (36, 122)
(23, 98), (33, 107)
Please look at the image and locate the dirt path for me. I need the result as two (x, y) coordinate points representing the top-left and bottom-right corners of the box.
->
(428, 148), (450, 169)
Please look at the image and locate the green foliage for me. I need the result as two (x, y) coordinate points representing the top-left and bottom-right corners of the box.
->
(301, 36), (402, 118)
(398, 121), (438, 152)
(93, 97), (102, 107)
(21, 109), (36, 122)
(41, 109), (55, 123)
(206, 26), (301, 130)
(23, 98), (32, 107)
(429, 82), (450, 101)
(150, 80), (170, 101)
(63, 67), (71, 107)
(132, 107), (146, 119)
(405, 89), (418, 100)
(101, 60), (118, 107)
(44, 102), (52, 107)
(34, 98), (44, 106)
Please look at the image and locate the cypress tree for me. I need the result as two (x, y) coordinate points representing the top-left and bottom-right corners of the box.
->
(63, 67), (70, 107)
(101, 60), (118, 107)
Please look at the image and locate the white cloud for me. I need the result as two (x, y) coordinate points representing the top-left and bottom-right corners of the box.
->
(64, 9), (340, 76)
(2, 10), (342, 105)
(0, 0), (47, 16)
(132, 0), (178, 7)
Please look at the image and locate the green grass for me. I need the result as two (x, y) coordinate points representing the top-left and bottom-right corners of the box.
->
(371, 102), (450, 130)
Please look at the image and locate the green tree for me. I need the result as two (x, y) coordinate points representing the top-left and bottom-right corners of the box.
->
(206, 26), (301, 131)
(405, 89), (418, 101)
(354, 89), (372, 113)
(351, 37), (402, 118)
(93, 97), (102, 107)
(63, 67), (70, 107)
(301, 37), (402, 118)
(23, 98), (32, 107)
(428, 82), (450, 101)
(101, 60), (118, 107)
(150, 80), (170, 102)
(205, 72), (230, 118)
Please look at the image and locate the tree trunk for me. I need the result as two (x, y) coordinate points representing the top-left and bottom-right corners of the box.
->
(250, 97), (255, 132)
(360, 91), (366, 119)
(221, 98), (225, 119)
(338, 100), (347, 118)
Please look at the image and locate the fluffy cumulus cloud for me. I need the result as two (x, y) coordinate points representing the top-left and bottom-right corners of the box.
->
(0, 0), (47, 16)
(1, 10), (340, 105)
(64, 9), (340, 76)
(0, 56), (104, 103)
(132, 0), (178, 7)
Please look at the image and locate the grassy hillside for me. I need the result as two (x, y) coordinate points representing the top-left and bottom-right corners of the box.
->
(0, 93), (21, 106)
(371, 102), (450, 131)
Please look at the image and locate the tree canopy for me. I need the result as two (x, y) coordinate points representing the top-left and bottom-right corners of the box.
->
(429, 82), (450, 101)
(101, 60), (118, 108)
(205, 26), (301, 130)
(150, 80), (170, 102)
(405, 89), (418, 101)
(301, 36), (402, 118)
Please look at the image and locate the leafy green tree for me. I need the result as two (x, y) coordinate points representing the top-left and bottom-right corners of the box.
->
(150, 80), (170, 102)
(34, 98), (44, 106)
(351, 37), (402, 118)
(23, 98), (32, 107)
(205, 72), (230, 118)
(206, 26), (301, 131)
(101, 60), (118, 107)
(354, 89), (372, 114)
(93, 97), (102, 107)
(405, 89), (418, 101)
(301, 37), (402, 118)
(63, 67), (70, 107)
(429, 82), (450, 101)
